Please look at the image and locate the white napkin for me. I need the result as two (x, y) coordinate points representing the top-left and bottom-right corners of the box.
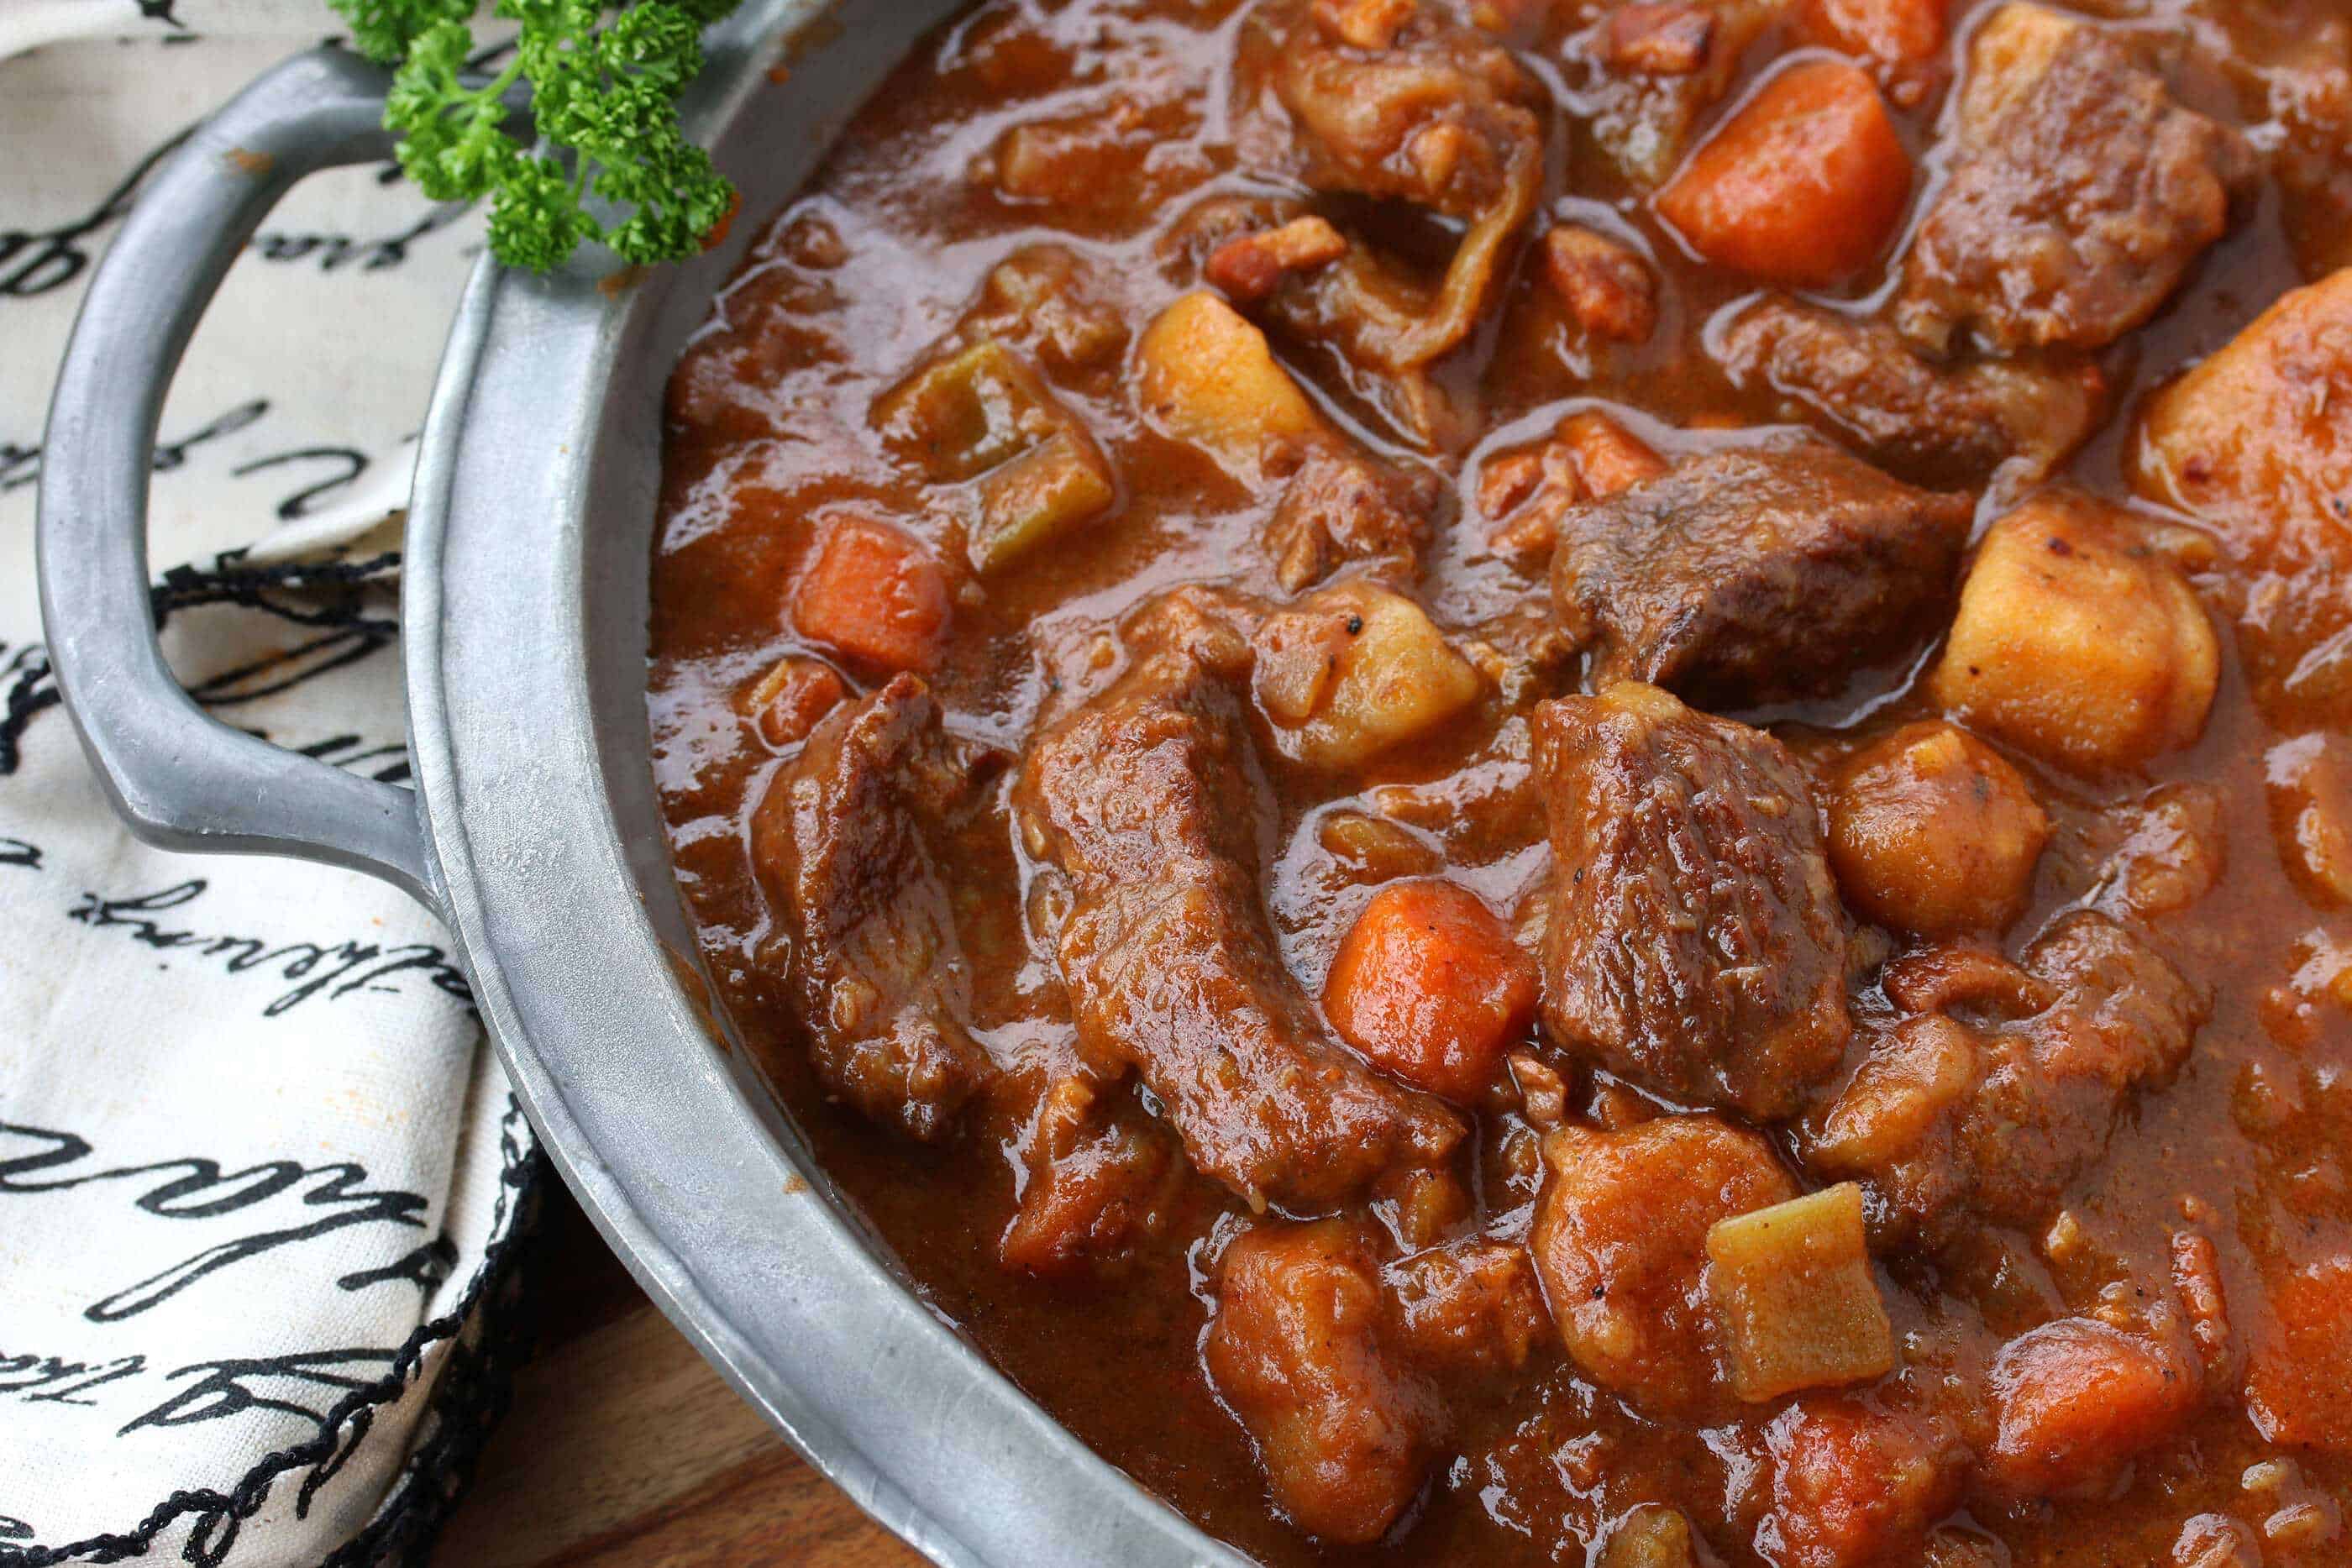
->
(0, 8), (538, 1565)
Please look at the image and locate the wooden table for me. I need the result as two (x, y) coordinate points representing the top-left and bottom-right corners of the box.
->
(431, 1183), (921, 1568)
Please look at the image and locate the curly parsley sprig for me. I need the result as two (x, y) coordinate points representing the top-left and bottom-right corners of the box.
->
(333, 0), (745, 271)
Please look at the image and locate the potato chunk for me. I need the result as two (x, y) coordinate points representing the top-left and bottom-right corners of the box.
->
(1705, 1182), (1896, 1402)
(1599, 1506), (1704, 1568)
(1205, 1221), (1439, 1543)
(1530, 1115), (1798, 1417)
(2136, 269), (2352, 726)
(1826, 721), (2050, 935)
(1136, 291), (1331, 484)
(1251, 580), (1483, 769)
(1927, 492), (2218, 775)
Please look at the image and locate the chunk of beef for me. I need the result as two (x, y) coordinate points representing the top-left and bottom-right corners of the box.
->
(957, 245), (1129, 375)
(1715, 296), (2106, 485)
(1382, 1237), (1551, 1377)
(749, 676), (995, 1141)
(1528, 1115), (1798, 1416)
(1483, 409), (1666, 568)
(1533, 684), (1851, 1119)
(1895, 3), (2255, 354)
(1263, 445), (1438, 594)
(1805, 913), (2206, 1245)
(1001, 1075), (1188, 1276)
(1247, 0), (1545, 368)
(1271, 0), (1539, 219)
(2134, 269), (2352, 729)
(1578, 0), (1786, 189)
(1551, 443), (1972, 708)
(1205, 1221), (1441, 1543)
(1016, 648), (1465, 1210)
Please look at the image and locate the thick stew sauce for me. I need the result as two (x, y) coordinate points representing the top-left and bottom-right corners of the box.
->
(647, 0), (2352, 1560)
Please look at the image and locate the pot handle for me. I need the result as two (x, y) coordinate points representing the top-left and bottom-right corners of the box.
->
(40, 49), (441, 905)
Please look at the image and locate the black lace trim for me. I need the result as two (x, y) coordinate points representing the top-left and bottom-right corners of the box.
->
(0, 548), (403, 780)
(0, 1101), (545, 1568)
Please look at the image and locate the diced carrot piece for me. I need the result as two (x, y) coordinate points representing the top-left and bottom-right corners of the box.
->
(1656, 60), (1912, 288)
(1557, 410), (1666, 498)
(791, 517), (951, 673)
(1984, 1319), (2196, 1497)
(1803, 0), (1948, 68)
(2249, 1256), (2352, 1452)
(740, 655), (848, 747)
(1324, 878), (1536, 1103)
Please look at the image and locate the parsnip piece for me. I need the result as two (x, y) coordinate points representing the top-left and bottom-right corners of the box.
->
(1926, 492), (2218, 774)
(1705, 1181), (1896, 1402)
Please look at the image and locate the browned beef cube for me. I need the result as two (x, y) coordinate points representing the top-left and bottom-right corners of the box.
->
(1532, 683), (1851, 1118)
(1894, 4), (2255, 354)
(1578, 0), (1782, 190)
(1805, 913), (2205, 1245)
(1270, 0), (1541, 221)
(749, 675), (995, 1141)
(1000, 1076), (1188, 1277)
(1549, 443), (1973, 706)
(1715, 296), (2107, 486)
(1016, 648), (1465, 1210)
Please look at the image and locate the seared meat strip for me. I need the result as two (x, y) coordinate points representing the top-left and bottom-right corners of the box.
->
(749, 674), (995, 1141)
(1016, 647), (1465, 1210)
(1715, 296), (2106, 486)
(1806, 913), (2206, 1246)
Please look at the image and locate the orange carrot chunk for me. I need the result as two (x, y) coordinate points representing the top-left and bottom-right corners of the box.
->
(1984, 1319), (2197, 1498)
(1324, 878), (1537, 1104)
(791, 516), (951, 673)
(1557, 409), (1667, 499)
(1656, 60), (1912, 289)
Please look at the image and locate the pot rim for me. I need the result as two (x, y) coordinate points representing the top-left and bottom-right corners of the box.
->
(400, 4), (1252, 1565)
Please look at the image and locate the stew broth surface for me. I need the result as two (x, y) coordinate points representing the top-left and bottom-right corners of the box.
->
(648, 0), (2352, 1561)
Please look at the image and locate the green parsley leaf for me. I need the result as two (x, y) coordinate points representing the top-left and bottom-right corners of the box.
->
(329, 0), (745, 271)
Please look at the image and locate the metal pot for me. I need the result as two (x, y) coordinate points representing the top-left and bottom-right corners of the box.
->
(37, 7), (1249, 1564)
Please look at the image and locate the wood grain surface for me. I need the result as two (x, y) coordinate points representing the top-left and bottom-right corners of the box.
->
(432, 1185), (921, 1568)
